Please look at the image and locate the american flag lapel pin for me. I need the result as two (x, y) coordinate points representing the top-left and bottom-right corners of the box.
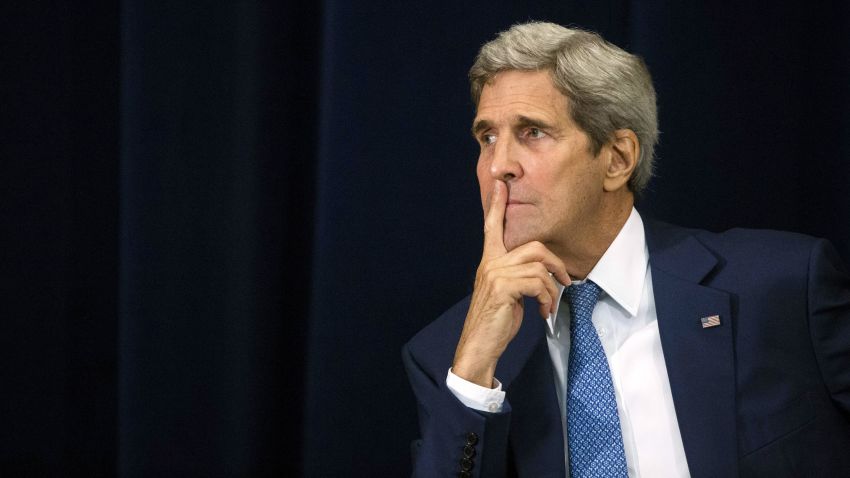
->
(700, 315), (721, 328)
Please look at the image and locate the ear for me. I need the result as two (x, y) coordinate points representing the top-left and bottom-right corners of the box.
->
(603, 129), (639, 192)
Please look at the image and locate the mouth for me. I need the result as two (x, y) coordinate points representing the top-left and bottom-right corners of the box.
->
(505, 200), (532, 216)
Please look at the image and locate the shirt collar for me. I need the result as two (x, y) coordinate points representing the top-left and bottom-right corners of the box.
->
(546, 208), (648, 334)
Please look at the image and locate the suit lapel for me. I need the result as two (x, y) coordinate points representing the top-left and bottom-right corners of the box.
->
(497, 299), (567, 477)
(496, 298), (548, 389)
(647, 222), (738, 478)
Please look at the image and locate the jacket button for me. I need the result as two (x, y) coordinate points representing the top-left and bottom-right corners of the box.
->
(460, 457), (474, 471)
(465, 432), (478, 446)
(458, 472), (472, 478)
(462, 445), (476, 458)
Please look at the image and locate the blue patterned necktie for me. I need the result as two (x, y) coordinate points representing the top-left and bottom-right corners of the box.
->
(565, 281), (628, 477)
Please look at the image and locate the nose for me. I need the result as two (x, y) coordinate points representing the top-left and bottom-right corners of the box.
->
(489, 135), (522, 182)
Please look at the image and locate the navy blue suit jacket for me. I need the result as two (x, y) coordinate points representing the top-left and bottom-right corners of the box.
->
(403, 220), (850, 477)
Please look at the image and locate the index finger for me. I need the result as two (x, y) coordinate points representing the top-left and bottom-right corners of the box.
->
(483, 180), (508, 258)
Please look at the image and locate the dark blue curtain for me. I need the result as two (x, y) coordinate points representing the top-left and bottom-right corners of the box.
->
(3, 0), (848, 475)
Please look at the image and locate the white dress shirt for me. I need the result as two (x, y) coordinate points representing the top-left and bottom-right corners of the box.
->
(447, 208), (691, 477)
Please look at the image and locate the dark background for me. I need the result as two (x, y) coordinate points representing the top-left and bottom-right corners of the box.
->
(3, 0), (848, 476)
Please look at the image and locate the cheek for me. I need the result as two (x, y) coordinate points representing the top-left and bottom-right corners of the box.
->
(537, 169), (582, 213)
(476, 155), (489, 179)
(476, 159), (491, 206)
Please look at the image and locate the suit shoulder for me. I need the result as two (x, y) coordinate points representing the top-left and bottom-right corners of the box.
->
(646, 217), (820, 253)
(694, 227), (821, 263)
(698, 227), (818, 249)
(645, 217), (826, 282)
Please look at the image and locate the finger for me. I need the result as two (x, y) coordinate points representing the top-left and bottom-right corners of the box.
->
(504, 277), (556, 319)
(489, 263), (561, 313)
(493, 241), (571, 286)
(482, 180), (508, 258)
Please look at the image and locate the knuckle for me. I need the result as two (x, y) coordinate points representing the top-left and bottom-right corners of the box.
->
(535, 276), (548, 290)
(477, 259), (495, 274)
(533, 262), (548, 276)
(491, 277), (506, 294)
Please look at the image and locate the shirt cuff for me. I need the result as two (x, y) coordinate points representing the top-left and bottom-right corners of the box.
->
(446, 368), (505, 413)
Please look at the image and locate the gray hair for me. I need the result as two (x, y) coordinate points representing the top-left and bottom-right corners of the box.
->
(469, 22), (658, 194)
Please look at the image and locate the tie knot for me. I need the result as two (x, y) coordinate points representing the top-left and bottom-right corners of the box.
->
(566, 280), (601, 325)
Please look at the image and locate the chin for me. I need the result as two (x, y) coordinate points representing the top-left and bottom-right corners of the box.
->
(503, 230), (536, 251)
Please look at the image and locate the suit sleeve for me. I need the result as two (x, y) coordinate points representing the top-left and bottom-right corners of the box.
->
(402, 342), (513, 477)
(807, 239), (850, 418)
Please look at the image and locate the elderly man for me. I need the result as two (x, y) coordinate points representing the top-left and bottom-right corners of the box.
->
(403, 22), (850, 477)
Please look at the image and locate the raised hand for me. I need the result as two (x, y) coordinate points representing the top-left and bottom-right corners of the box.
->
(452, 180), (570, 387)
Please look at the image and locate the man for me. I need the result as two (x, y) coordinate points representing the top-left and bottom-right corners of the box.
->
(403, 22), (850, 477)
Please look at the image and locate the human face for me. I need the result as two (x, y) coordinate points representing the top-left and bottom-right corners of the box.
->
(472, 70), (608, 256)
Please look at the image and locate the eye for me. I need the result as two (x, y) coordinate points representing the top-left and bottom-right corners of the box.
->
(527, 127), (546, 139)
(482, 133), (496, 145)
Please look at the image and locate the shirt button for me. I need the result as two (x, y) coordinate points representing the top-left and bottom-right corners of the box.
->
(487, 402), (499, 412)
(597, 327), (607, 337)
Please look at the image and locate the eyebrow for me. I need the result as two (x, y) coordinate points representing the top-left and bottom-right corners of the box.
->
(471, 119), (491, 138)
(515, 115), (555, 131)
(470, 115), (556, 139)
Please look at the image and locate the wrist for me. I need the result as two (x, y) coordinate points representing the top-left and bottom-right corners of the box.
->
(451, 357), (498, 388)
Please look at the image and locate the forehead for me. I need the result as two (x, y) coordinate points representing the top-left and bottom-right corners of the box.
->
(474, 70), (568, 124)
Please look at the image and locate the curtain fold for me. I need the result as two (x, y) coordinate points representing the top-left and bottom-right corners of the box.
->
(118, 1), (318, 475)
